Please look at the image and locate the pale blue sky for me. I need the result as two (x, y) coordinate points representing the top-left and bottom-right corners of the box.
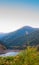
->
(0, 0), (39, 33)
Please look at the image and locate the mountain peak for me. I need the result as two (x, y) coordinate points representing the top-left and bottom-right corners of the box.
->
(22, 26), (32, 29)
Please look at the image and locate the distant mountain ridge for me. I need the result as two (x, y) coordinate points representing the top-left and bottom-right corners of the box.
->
(0, 26), (39, 50)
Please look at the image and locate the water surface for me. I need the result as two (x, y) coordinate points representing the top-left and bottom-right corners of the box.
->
(0, 52), (19, 57)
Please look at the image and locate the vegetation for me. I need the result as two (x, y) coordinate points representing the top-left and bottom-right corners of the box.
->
(0, 29), (39, 49)
(0, 46), (39, 65)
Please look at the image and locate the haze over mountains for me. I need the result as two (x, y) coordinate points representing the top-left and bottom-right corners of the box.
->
(0, 26), (39, 50)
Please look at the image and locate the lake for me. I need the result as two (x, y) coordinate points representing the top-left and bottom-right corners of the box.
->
(0, 52), (19, 57)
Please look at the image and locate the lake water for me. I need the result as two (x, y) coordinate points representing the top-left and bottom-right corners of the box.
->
(0, 52), (19, 57)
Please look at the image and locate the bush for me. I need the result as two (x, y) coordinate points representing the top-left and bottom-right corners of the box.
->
(0, 46), (39, 65)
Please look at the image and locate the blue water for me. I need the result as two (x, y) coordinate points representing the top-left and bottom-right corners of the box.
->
(0, 52), (19, 57)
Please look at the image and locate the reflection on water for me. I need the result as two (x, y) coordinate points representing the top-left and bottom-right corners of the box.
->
(0, 52), (19, 56)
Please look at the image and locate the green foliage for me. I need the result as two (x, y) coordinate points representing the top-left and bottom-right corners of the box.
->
(0, 46), (39, 65)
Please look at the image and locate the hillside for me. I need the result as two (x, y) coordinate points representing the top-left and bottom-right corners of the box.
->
(0, 41), (6, 54)
(0, 33), (7, 39)
(0, 26), (39, 49)
(27, 30), (39, 46)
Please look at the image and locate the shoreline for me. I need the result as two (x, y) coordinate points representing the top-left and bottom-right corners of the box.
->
(0, 49), (22, 54)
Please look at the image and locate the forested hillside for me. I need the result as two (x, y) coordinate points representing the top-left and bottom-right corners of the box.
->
(0, 29), (39, 49)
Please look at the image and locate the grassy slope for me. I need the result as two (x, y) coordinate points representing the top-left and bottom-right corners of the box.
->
(0, 46), (39, 65)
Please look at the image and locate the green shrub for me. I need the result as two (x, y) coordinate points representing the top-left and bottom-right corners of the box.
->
(0, 46), (39, 65)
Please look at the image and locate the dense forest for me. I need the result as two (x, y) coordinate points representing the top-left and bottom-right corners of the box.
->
(0, 29), (39, 50)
